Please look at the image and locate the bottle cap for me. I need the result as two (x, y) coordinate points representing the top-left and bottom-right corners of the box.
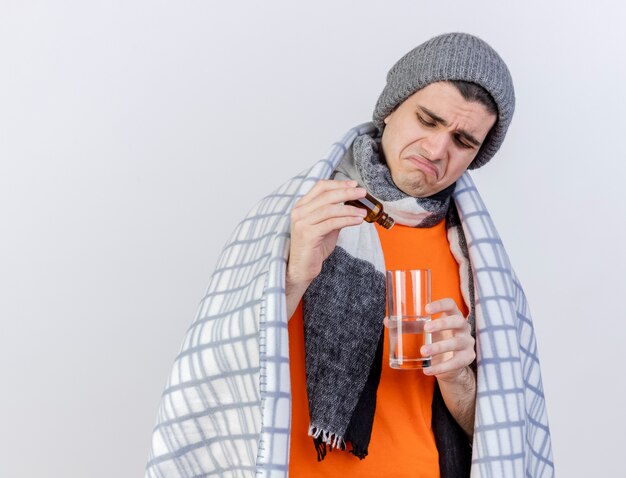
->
(378, 213), (395, 230)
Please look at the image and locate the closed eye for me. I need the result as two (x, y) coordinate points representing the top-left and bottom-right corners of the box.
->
(454, 134), (474, 149)
(416, 113), (436, 128)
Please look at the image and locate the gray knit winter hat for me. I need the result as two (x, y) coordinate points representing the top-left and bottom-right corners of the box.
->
(373, 32), (515, 169)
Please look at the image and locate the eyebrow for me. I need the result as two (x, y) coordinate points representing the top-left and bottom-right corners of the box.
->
(419, 106), (482, 147)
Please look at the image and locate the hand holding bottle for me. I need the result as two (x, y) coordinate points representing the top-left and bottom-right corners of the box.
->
(285, 180), (368, 318)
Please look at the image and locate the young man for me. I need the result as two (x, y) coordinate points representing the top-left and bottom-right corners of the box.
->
(146, 33), (554, 478)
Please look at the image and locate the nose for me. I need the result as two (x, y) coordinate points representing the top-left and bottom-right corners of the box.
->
(421, 132), (449, 161)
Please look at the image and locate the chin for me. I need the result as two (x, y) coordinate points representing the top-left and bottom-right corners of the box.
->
(399, 184), (430, 198)
(394, 172), (435, 196)
(397, 177), (431, 196)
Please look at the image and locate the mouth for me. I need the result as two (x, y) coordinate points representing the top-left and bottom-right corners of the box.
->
(405, 155), (439, 180)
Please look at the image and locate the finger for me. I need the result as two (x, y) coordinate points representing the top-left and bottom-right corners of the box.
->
(423, 353), (475, 377)
(425, 298), (461, 316)
(295, 203), (367, 228)
(293, 186), (367, 220)
(421, 334), (474, 358)
(310, 215), (366, 237)
(292, 214), (366, 243)
(295, 180), (358, 208)
(424, 315), (468, 334)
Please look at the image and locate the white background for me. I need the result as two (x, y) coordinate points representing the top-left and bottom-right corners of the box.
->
(1, 1), (625, 476)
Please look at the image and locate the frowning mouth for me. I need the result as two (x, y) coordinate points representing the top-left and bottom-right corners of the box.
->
(406, 155), (439, 179)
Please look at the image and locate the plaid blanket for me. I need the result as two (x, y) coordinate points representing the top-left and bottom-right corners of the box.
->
(145, 123), (554, 478)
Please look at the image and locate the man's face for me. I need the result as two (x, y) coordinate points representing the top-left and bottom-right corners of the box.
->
(381, 81), (497, 198)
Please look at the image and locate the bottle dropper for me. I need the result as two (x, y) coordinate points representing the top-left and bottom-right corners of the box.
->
(346, 192), (395, 229)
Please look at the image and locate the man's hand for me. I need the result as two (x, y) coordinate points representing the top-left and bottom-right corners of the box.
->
(422, 298), (477, 436)
(286, 180), (367, 318)
(421, 298), (475, 381)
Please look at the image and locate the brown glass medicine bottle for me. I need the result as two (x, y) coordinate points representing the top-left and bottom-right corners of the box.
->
(346, 193), (395, 229)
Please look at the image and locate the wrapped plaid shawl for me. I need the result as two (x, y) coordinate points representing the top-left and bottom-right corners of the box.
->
(145, 123), (554, 477)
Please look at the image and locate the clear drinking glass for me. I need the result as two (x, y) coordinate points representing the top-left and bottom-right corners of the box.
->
(386, 269), (432, 369)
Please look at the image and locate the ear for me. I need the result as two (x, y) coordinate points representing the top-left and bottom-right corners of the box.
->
(384, 114), (391, 125)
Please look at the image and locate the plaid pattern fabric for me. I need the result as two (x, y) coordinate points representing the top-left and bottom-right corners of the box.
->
(145, 123), (553, 477)
(453, 175), (554, 477)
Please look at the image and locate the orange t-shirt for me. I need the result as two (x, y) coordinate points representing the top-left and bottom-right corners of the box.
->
(288, 220), (469, 477)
